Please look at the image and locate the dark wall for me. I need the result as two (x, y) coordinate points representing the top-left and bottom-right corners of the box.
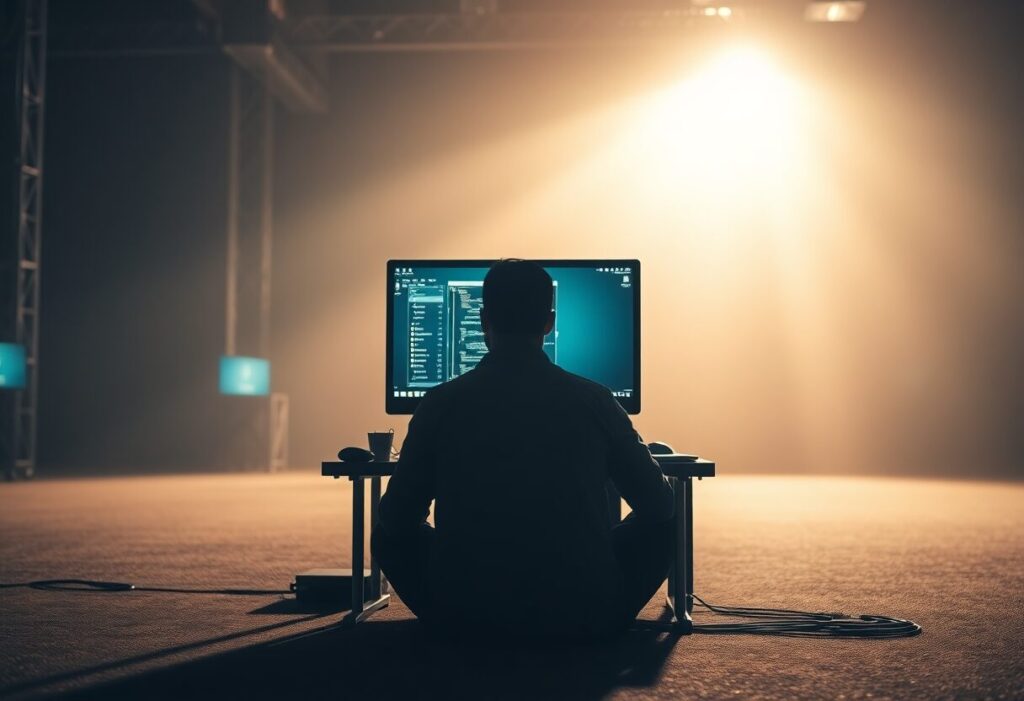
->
(39, 55), (229, 469)
(0, 10), (15, 334)
(12, 0), (1024, 477)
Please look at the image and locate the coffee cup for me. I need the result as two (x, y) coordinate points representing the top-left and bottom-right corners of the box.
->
(367, 430), (395, 462)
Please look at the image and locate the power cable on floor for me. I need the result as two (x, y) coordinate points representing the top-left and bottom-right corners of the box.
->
(636, 594), (922, 638)
(5, 579), (922, 638)
(2, 579), (292, 596)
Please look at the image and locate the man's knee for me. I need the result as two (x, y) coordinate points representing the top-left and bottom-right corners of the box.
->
(371, 522), (431, 557)
(370, 523), (389, 561)
(613, 514), (673, 562)
(370, 523), (433, 620)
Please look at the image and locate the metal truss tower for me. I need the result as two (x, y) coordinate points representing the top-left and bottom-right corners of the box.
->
(225, 63), (274, 362)
(225, 63), (288, 471)
(3, 0), (47, 480)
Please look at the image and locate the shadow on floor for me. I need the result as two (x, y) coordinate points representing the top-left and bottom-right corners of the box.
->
(57, 613), (682, 701)
(2, 613), (334, 699)
(247, 597), (346, 615)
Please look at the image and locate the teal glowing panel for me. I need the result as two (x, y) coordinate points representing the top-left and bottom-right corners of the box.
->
(219, 356), (270, 396)
(0, 343), (27, 389)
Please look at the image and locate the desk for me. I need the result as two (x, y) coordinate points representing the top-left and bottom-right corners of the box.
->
(321, 457), (715, 632)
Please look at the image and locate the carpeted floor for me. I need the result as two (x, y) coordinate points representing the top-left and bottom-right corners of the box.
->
(1, 471), (1022, 700)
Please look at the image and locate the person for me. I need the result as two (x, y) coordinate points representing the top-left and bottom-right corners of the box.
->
(372, 259), (674, 640)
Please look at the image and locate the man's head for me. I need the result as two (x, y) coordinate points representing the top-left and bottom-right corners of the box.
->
(481, 259), (555, 346)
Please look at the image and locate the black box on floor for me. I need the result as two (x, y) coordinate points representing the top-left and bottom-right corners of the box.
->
(291, 569), (373, 606)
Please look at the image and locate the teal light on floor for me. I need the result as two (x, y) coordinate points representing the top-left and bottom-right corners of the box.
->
(219, 355), (271, 396)
(0, 343), (27, 389)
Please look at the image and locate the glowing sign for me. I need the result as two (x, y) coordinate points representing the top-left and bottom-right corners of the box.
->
(219, 356), (270, 396)
(0, 344), (27, 389)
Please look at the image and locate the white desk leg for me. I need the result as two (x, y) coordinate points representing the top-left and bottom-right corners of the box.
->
(350, 477), (365, 618)
(666, 476), (694, 633)
(370, 475), (385, 597)
(341, 475), (390, 629)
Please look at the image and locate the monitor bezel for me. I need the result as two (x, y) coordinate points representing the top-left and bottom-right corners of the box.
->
(386, 259), (641, 415)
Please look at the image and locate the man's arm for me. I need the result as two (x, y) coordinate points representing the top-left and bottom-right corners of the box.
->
(601, 392), (674, 523)
(378, 391), (441, 538)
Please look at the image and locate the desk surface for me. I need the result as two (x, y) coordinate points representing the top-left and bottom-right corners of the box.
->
(321, 457), (715, 479)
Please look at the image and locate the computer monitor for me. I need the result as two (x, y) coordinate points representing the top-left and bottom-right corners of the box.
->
(386, 259), (640, 414)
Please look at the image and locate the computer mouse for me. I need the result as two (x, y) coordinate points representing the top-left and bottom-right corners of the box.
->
(647, 441), (675, 455)
(338, 447), (375, 463)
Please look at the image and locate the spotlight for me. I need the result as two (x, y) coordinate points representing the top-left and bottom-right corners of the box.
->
(632, 46), (805, 183)
(693, 1), (735, 20)
(805, 1), (866, 22)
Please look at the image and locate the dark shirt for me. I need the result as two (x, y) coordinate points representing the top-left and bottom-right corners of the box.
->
(378, 343), (673, 635)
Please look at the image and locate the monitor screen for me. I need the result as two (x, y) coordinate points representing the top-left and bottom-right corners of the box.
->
(386, 259), (640, 414)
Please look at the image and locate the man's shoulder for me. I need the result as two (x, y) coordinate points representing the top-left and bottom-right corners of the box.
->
(547, 364), (615, 403)
(423, 360), (614, 406)
(419, 368), (478, 404)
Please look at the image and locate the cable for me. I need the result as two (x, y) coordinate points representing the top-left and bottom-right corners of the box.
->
(3, 579), (292, 596)
(636, 594), (921, 638)
(7, 581), (921, 637)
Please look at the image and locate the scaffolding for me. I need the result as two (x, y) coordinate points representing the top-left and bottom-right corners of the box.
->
(224, 62), (289, 471)
(3, 0), (47, 480)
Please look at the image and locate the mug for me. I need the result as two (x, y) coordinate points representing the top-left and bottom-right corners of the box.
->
(367, 429), (395, 462)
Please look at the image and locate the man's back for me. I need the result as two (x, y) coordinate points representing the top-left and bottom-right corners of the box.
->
(378, 343), (673, 637)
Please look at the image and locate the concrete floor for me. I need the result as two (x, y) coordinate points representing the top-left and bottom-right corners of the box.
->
(1, 471), (1022, 700)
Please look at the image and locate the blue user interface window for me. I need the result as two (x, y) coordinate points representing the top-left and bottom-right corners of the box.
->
(389, 263), (637, 404)
(219, 356), (271, 396)
(0, 343), (27, 389)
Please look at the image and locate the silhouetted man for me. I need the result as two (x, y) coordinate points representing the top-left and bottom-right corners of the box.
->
(372, 259), (674, 639)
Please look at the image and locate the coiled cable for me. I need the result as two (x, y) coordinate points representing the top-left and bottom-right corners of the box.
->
(639, 594), (922, 638)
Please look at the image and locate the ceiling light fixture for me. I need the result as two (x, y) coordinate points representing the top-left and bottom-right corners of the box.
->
(805, 1), (867, 23)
